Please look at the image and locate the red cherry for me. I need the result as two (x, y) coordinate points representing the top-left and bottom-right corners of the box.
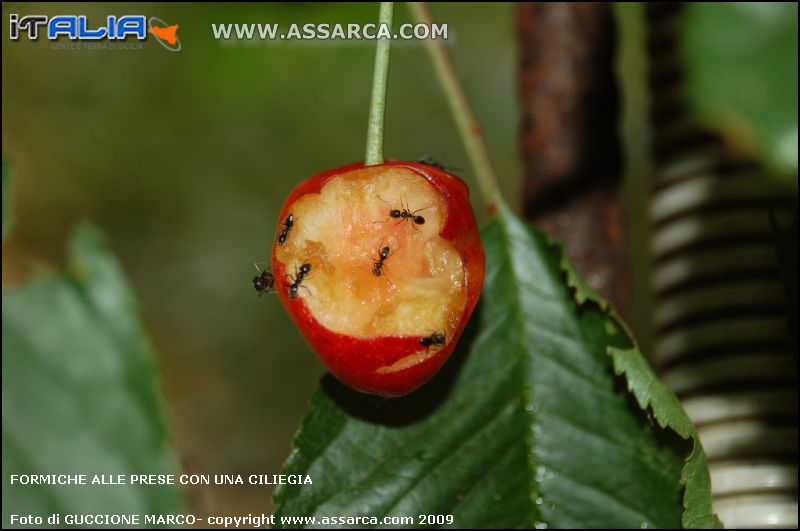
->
(272, 161), (485, 397)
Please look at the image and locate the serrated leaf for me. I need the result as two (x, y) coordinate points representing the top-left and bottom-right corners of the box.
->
(607, 347), (719, 529)
(273, 206), (718, 529)
(2, 223), (181, 526)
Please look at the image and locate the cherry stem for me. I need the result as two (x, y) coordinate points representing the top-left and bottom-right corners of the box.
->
(407, 2), (504, 214)
(365, 2), (394, 166)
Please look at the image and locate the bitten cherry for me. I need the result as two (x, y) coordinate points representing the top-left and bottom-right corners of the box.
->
(271, 161), (485, 397)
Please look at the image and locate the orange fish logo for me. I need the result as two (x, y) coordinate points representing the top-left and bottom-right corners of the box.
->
(147, 17), (181, 51)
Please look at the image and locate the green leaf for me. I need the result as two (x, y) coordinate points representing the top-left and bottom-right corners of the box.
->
(2, 223), (182, 526)
(682, 3), (798, 174)
(273, 206), (719, 529)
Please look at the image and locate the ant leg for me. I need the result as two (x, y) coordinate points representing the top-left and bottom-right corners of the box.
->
(403, 194), (430, 216)
(373, 198), (393, 225)
(366, 254), (380, 275)
(297, 283), (316, 301)
(378, 261), (395, 287)
(410, 203), (433, 217)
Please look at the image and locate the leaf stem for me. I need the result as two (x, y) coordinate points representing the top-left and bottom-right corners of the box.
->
(407, 2), (504, 213)
(365, 2), (394, 166)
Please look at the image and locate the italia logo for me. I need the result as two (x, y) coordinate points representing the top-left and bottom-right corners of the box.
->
(8, 14), (181, 51)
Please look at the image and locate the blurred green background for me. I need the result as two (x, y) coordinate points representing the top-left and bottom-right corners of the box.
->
(2, 0), (796, 520)
(2, 2), (522, 517)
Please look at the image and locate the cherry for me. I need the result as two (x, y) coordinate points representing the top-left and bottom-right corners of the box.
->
(271, 161), (484, 397)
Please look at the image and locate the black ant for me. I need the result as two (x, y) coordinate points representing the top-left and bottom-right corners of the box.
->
(376, 195), (428, 227)
(420, 332), (446, 351)
(371, 245), (392, 277)
(278, 214), (294, 245)
(252, 262), (276, 296)
(288, 262), (311, 299)
(418, 157), (460, 173)
(418, 156), (445, 171)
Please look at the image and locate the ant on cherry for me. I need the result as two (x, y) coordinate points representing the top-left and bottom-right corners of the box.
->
(278, 213), (294, 245)
(252, 262), (275, 296)
(419, 332), (446, 351)
(375, 195), (428, 228)
(418, 156), (460, 173)
(371, 244), (393, 277)
(288, 262), (312, 299)
(418, 156), (445, 171)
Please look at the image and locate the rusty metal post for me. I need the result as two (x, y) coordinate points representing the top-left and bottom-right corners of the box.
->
(518, 2), (627, 313)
